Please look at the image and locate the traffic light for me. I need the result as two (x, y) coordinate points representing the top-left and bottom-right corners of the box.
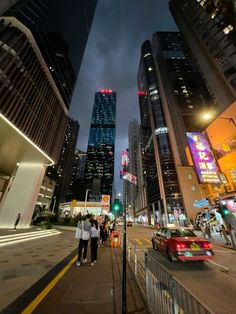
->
(223, 208), (229, 215)
(112, 199), (122, 213)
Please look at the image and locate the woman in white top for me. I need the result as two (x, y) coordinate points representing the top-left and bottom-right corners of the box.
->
(90, 219), (99, 266)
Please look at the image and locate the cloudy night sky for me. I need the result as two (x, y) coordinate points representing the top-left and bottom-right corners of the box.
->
(69, 0), (178, 193)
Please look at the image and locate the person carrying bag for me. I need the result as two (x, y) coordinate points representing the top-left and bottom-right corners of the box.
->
(76, 214), (91, 266)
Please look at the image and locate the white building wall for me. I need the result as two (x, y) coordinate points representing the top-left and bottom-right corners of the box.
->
(0, 164), (46, 228)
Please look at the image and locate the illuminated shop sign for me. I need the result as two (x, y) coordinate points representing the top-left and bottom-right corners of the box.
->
(120, 170), (137, 185)
(186, 132), (220, 184)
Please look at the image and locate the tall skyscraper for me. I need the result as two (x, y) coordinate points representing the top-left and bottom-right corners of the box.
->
(128, 120), (141, 217)
(67, 149), (87, 202)
(169, 0), (236, 111)
(0, 0), (97, 228)
(137, 32), (217, 222)
(84, 89), (116, 200)
(170, 1), (236, 203)
(48, 118), (79, 208)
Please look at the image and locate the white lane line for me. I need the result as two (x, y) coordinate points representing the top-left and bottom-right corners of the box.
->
(207, 260), (230, 271)
(0, 232), (61, 247)
(0, 229), (57, 240)
(0, 230), (60, 243)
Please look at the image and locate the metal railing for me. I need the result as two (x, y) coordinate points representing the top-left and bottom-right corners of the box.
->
(126, 238), (214, 314)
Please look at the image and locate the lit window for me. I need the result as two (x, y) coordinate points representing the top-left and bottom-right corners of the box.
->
(148, 67), (153, 71)
(188, 174), (192, 179)
(191, 186), (196, 192)
(223, 25), (234, 34)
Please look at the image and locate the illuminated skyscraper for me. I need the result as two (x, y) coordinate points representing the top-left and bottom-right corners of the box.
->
(169, 0), (236, 110)
(137, 32), (216, 222)
(84, 89), (116, 200)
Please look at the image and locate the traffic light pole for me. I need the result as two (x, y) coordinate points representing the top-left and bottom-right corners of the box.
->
(122, 203), (126, 314)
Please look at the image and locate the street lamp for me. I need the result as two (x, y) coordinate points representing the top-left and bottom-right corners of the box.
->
(202, 112), (236, 128)
(52, 196), (56, 213)
(84, 189), (90, 214)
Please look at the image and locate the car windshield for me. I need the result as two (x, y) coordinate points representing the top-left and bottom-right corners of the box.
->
(170, 229), (196, 237)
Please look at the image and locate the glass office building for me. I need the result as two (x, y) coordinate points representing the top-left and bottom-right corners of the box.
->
(84, 90), (116, 199)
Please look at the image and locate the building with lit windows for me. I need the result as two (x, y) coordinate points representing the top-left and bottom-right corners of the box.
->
(170, 0), (236, 207)
(137, 32), (219, 222)
(0, 0), (97, 228)
(66, 149), (87, 202)
(47, 118), (79, 209)
(84, 90), (116, 200)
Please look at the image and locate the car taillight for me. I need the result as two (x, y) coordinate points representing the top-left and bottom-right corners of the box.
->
(202, 242), (212, 249)
(176, 243), (187, 249)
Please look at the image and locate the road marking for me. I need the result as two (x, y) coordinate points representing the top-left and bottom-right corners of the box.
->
(21, 254), (77, 314)
(207, 260), (229, 271)
(144, 239), (152, 245)
(135, 238), (143, 245)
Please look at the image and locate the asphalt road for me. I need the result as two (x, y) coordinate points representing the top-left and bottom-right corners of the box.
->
(125, 224), (236, 314)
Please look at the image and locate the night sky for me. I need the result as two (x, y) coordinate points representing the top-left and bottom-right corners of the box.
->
(69, 0), (178, 194)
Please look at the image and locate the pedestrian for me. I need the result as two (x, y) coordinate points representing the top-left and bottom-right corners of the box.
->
(14, 213), (21, 230)
(220, 224), (231, 245)
(90, 219), (99, 266)
(100, 222), (108, 245)
(109, 220), (115, 234)
(76, 214), (92, 266)
(200, 222), (207, 239)
(205, 223), (214, 242)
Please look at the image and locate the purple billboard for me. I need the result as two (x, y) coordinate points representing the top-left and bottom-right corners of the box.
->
(186, 132), (220, 184)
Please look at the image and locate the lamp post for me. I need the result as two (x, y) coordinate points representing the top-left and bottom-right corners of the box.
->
(122, 201), (126, 314)
(84, 189), (90, 214)
(52, 196), (56, 213)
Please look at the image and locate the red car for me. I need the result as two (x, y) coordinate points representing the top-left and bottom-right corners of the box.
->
(152, 227), (214, 262)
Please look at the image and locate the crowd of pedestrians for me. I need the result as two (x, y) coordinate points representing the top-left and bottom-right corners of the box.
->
(75, 214), (115, 267)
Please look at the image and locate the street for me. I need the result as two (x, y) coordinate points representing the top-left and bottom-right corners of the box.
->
(126, 224), (236, 314)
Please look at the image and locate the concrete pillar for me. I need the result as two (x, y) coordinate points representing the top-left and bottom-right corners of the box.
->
(0, 163), (46, 228)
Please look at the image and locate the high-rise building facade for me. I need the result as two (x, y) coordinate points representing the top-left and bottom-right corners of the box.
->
(48, 118), (79, 208)
(127, 120), (141, 217)
(170, 0), (236, 203)
(0, 0), (97, 228)
(67, 150), (87, 202)
(169, 0), (236, 110)
(137, 31), (219, 222)
(84, 89), (116, 200)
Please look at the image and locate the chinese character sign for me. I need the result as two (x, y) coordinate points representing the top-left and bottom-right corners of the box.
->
(121, 149), (129, 167)
(186, 132), (220, 184)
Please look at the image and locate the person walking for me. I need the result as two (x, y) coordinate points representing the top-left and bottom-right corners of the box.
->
(14, 213), (21, 230)
(76, 214), (91, 266)
(220, 224), (231, 245)
(90, 219), (99, 266)
(205, 223), (214, 242)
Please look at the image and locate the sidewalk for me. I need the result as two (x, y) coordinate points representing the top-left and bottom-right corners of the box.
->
(1, 228), (149, 314)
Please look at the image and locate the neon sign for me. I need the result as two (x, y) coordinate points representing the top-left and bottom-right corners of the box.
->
(187, 132), (220, 184)
(98, 89), (113, 94)
(137, 91), (146, 95)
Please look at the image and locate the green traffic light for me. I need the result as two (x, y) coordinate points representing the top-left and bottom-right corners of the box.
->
(114, 204), (119, 211)
(223, 209), (229, 215)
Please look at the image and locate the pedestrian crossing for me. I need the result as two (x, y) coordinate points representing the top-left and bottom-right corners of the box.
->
(0, 229), (61, 247)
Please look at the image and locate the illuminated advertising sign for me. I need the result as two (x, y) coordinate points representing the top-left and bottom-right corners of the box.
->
(120, 170), (137, 185)
(101, 195), (110, 208)
(186, 132), (220, 184)
(121, 149), (129, 167)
